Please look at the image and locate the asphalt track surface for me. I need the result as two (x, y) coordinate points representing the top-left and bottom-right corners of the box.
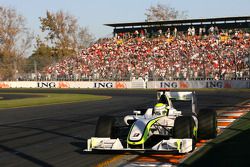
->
(0, 89), (249, 167)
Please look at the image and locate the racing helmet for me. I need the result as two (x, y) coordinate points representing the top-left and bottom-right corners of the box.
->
(154, 103), (167, 116)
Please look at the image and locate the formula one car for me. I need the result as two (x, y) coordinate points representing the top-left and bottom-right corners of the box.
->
(85, 90), (217, 153)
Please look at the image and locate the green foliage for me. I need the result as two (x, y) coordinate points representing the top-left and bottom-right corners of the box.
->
(25, 40), (54, 73)
(38, 10), (94, 61)
(39, 10), (78, 59)
(0, 6), (32, 80)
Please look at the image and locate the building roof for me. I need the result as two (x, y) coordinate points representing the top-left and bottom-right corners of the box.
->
(105, 16), (250, 28)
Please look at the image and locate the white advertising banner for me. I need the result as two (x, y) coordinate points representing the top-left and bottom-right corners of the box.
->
(0, 80), (249, 89)
(0, 81), (132, 89)
(147, 80), (250, 89)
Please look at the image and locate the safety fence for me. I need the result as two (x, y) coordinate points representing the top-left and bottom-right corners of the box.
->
(0, 80), (249, 89)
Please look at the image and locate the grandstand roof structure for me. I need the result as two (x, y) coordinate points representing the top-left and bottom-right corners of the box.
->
(105, 16), (250, 34)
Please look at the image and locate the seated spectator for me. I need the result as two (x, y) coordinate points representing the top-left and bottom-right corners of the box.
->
(42, 28), (250, 81)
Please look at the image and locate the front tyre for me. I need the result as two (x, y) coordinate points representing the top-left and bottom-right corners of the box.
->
(173, 116), (196, 151)
(95, 116), (115, 138)
(174, 116), (194, 138)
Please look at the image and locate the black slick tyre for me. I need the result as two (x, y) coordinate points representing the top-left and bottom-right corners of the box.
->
(198, 109), (217, 140)
(95, 116), (114, 138)
(174, 116), (196, 151)
(174, 116), (194, 138)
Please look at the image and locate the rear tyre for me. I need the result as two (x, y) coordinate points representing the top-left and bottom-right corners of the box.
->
(95, 116), (115, 138)
(198, 109), (217, 140)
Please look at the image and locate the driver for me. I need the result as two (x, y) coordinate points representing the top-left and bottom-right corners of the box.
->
(154, 103), (168, 116)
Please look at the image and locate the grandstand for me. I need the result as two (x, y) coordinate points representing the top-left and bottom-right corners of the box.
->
(38, 16), (250, 81)
(105, 16), (250, 35)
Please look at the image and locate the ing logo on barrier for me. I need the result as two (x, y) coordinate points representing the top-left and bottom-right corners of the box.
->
(37, 82), (56, 88)
(179, 81), (189, 89)
(224, 82), (232, 88)
(94, 82), (113, 88)
(115, 82), (126, 88)
(206, 81), (223, 88)
(0, 83), (10, 88)
(58, 82), (70, 88)
(160, 82), (178, 88)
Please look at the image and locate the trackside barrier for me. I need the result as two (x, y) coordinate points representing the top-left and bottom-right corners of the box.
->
(0, 80), (249, 89)
(0, 81), (131, 89)
(147, 80), (250, 89)
(131, 77), (146, 89)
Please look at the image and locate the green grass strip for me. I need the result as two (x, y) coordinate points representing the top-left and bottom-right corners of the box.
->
(181, 109), (250, 167)
(0, 93), (110, 109)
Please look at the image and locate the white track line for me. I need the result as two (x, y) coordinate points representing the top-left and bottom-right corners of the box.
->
(218, 126), (227, 129)
(217, 119), (235, 122)
(218, 108), (248, 130)
(219, 113), (243, 117)
(123, 162), (174, 167)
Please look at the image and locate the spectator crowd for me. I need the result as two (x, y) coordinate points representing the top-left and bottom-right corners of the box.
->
(43, 27), (250, 81)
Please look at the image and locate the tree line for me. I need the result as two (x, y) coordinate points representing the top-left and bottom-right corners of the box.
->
(0, 4), (186, 80)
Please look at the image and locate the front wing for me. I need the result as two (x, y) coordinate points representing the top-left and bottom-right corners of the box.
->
(84, 137), (193, 153)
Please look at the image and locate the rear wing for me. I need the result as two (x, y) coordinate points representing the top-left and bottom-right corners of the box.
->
(157, 91), (193, 101)
(157, 90), (197, 114)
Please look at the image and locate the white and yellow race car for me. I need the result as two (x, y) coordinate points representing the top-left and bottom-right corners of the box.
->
(85, 90), (217, 153)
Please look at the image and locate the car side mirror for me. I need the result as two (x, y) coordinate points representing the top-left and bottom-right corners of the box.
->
(133, 110), (141, 115)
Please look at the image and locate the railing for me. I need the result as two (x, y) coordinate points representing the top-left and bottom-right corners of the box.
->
(13, 73), (250, 82)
